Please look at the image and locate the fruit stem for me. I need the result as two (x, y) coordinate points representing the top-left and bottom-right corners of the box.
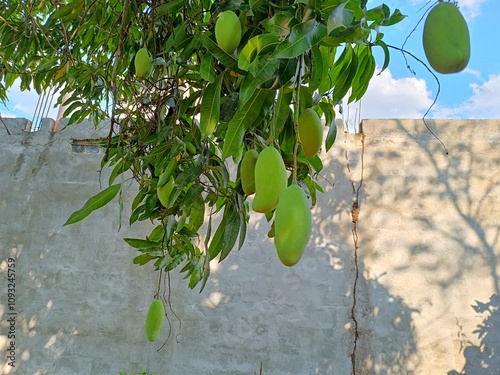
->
(291, 54), (304, 182)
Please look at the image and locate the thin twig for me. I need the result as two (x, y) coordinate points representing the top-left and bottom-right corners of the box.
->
(0, 114), (11, 135)
(385, 44), (448, 155)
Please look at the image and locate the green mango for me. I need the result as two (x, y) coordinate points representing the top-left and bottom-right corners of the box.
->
(274, 183), (311, 266)
(423, 2), (470, 74)
(157, 176), (175, 208)
(252, 147), (287, 213)
(240, 149), (259, 195)
(135, 47), (153, 78)
(145, 299), (165, 342)
(298, 108), (323, 157)
(215, 10), (242, 54)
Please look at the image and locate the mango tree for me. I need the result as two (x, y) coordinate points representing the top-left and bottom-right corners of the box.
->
(0, 0), (408, 291)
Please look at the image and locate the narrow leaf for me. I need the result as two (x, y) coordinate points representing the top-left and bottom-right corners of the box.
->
(200, 54), (216, 83)
(200, 73), (224, 137)
(219, 208), (241, 262)
(325, 120), (338, 152)
(240, 58), (280, 104)
(271, 20), (327, 59)
(375, 40), (390, 74)
(64, 184), (121, 225)
(222, 89), (269, 160)
(271, 89), (292, 140)
(200, 34), (245, 75)
(238, 34), (280, 71)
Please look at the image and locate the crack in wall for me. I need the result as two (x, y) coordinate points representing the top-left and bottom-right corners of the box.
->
(346, 131), (365, 375)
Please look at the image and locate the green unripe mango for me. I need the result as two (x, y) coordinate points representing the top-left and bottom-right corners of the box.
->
(240, 149), (259, 195)
(298, 108), (323, 158)
(215, 10), (242, 54)
(145, 299), (165, 342)
(423, 2), (470, 74)
(252, 147), (287, 213)
(274, 183), (312, 267)
(157, 176), (175, 208)
(135, 47), (153, 78)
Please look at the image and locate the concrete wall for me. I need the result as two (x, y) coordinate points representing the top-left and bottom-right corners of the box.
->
(0, 117), (498, 375)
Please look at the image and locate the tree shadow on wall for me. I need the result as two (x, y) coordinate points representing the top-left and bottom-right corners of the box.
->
(308, 135), (420, 375)
(447, 294), (500, 375)
(353, 267), (420, 375)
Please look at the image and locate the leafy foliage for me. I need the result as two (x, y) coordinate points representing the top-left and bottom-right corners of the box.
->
(0, 0), (405, 291)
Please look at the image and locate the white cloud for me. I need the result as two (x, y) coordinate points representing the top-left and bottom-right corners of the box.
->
(410, 0), (487, 19)
(432, 74), (500, 119)
(353, 68), (434, 119)
(1, 79), (59, 120)
(0, 111), (16, 118)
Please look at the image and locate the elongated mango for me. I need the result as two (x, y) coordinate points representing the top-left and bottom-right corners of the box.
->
(215, 10), (242, 54)
(252, 147), (287, 213)
(298, 108), (323, 157)
(240, 149), (259, 195)
(135, 47), (153, 78)
(274, 183), (311, 266)
(145, 299), (165, 342)
(423, 2), (470, 74)
(157, 176), (175, 208)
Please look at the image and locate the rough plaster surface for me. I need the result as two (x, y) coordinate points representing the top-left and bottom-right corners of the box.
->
(0, 118), (498, 375)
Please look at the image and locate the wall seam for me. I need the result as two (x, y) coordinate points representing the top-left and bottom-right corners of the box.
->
(348, 132), (365, 374)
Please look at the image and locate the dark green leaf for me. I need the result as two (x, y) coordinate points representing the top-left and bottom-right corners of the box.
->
(200, 73), (224, 137)
(222, 89), (269, 160)
(64, 184), (121, 225)
(124, 238), (161, 250)
(325, 119), (337, 152)
(271, 20), (327, 59)
(375, 40), (390, 73)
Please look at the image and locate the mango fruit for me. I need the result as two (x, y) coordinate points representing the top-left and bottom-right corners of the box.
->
(215, 10), (241, 54)
(422, 2), (470, 74)
(240, 149), (259, 195)
(157, 176), (175, 208)
(135, 47), (153, 78)
(145, 299), (165, 342)
(252, 147), (287, 213)
(298, 108), (323, 157)
(274, 183), (311, 266)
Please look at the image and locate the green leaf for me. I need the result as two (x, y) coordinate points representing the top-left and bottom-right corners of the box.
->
(240, 58), (280, 104)
(375, 40), (390, 73)
(271, 89), (292, 140)
(200, 53), (216, 83)
(325, 119), (337, 152)
(200, 34), (245, 75)
(132, 254), (154, 265)
(327, 2), (354, 34)
(156, 0), (185, 15)
(309, 46), (324, 92)
(383, 9), (406, 27)
(109, 156), (132, 185)
(208, 213), (228, 260)
(238, 34), (280, 71)
(200, 73), (224, 138)
(271, 20), (327, 59)
(221, 89), (269, 160)
(123, 238), (161, 250)
(64, 184), (121, 226)
(219, 207), (241, 262)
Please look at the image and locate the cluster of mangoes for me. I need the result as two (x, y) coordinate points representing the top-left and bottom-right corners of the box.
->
(422, 1), (470, 74)
(239, 107), (323, 266)
(134, 9), (241, 80)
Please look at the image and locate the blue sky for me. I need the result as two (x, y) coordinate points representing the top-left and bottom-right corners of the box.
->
(1, 0), (498, 121)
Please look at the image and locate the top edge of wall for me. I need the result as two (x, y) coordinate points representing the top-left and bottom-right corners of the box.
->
(359, 118), (500, 139)
(0, 117), (111, 140)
